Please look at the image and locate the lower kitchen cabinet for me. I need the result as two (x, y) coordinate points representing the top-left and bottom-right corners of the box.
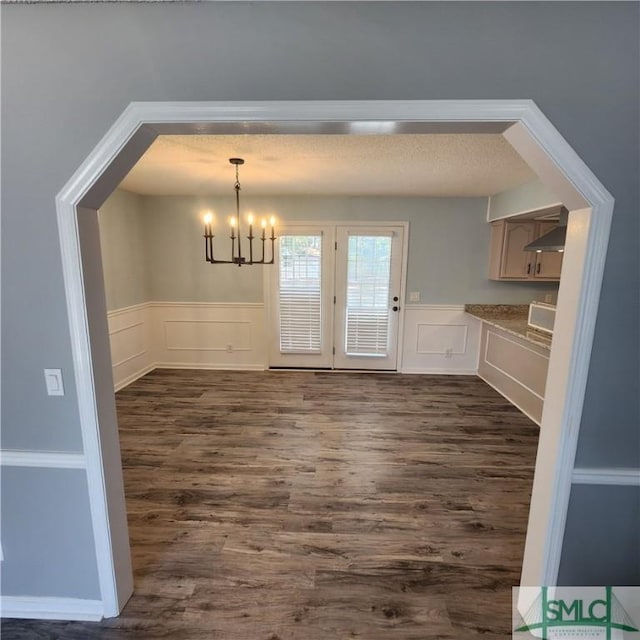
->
(477, 322), (550, 425)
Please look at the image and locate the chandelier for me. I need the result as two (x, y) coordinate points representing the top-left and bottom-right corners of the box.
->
(203, 158), (276, 266)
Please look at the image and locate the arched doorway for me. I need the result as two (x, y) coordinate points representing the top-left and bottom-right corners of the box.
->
(55, 100), (613, 616)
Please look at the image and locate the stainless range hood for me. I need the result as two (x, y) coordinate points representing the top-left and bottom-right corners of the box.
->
(525, 210), (568, 252)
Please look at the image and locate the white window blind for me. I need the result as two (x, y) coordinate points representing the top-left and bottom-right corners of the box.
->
(279, 235), (323, 353)
(345, 234), (392, 356)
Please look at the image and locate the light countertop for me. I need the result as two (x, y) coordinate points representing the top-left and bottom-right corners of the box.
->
(465, 304), (553, 351)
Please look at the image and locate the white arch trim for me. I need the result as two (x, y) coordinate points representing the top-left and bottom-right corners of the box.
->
(55, 100), (613, 618)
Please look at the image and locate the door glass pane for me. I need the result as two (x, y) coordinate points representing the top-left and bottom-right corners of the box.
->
(279, 235), (322, 353)
(345, 235), (392, 356)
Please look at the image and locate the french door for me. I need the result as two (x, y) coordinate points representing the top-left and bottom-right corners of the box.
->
(268, 223), (405, 370)
(333, 226), (404, 370)
(268, 226), (335, 368)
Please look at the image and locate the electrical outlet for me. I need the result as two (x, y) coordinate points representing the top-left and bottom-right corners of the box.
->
(226, 344), (233, 353)
(445, 348), (453, 359)
(544, 293), (553, 303)
(409, 291), (420, 302)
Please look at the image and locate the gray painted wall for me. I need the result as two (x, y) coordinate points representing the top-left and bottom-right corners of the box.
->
(1, 2), (638, 600)
(558, 485), (640, 586)
(0, 467), (100, 598)
(102, 192), (558, 306)
(488, 178), (560, 221)
(98, 189), (150, 311)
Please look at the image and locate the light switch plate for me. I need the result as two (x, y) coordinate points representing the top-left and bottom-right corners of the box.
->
(409, 291), (420, 302)
(44, 369), (64, 396)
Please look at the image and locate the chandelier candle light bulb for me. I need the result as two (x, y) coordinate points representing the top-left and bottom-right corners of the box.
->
(203, 212), (214, 262)
(202, 158), (277, 266)
(203, 211), (213, 233)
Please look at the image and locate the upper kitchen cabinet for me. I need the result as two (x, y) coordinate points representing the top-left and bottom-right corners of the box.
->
(533, 222), (564, 279)
(488, 219), (563, 281)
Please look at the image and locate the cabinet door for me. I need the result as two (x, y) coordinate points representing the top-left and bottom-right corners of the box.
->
(533, 222), (563, 280)
(500, 221), (536, 279)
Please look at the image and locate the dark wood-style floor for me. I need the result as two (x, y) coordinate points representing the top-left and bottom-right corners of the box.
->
(2, 370), (539, 639)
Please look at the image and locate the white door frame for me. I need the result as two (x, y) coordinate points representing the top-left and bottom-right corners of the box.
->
(265, 220), (409, 371)
(55, 101), (613, 618)
(333, 224), (406, 371)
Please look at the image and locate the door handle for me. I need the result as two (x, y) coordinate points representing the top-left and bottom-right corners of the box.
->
(527, 263), (531, 275)
(393, 296), (399, 302)
(536, 263), (541, 274)
(392, 306), (399, 312)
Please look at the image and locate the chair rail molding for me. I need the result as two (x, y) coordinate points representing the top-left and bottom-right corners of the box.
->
(0, 597), (103, 622)
(55, 100), (613, 618)
(0, 450), (86, 469)
(572, 468), (640, 486)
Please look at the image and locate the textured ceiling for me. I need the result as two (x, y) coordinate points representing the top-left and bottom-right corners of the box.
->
(120, 134), (536, 197)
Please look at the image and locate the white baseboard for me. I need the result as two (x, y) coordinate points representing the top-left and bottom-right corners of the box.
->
(114, 362), (268, 391)
(113, 364), (156, 392)
(478, 373), (542, 426)
(154, 362), (266, 372)
(400, 367), (478, 375)
(0, 596), (103, 621)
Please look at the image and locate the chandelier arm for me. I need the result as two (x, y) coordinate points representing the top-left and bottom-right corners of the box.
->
(235, 164), (242, 266)
(230, 225), (235, 265)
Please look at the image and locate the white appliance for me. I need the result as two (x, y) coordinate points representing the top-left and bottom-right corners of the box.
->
(528, 302), (556, 334)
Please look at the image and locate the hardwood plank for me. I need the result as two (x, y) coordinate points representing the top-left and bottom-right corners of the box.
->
(2, 369), (537, 639)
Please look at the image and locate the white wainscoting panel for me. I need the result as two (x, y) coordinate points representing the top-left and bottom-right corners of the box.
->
(401, 305), (481, 374)
(484, 330), (548, 399)
(107, 303), (154, 391)
(164, 320), (252, 352)
(109, 302), (481, 386)
(478, 323), (549, 425)
(150, 302), (267, 371)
